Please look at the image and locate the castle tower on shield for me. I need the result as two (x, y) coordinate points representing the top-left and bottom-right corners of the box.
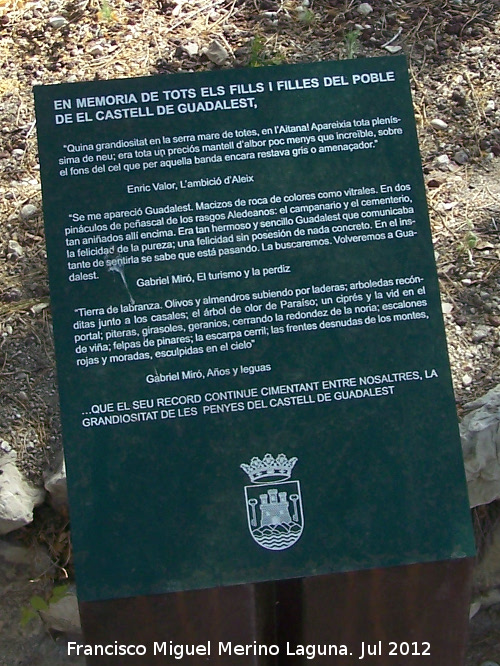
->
(259, 489), (293, 527)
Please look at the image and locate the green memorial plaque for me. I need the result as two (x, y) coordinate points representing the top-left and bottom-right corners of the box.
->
(34, 56), (475, 603)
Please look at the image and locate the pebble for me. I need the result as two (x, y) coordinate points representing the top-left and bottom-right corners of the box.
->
(182, 42), (199, 57)
(485, 99), (496, 113)
(30, 302), (49, 315)
(0, 441), (12, 453)
(430, 118), (448, 130)
(19, 203), (39, 221)
(441, 302), (454, 314)
(7, 240), (24, 259)
(12, 149), (24, 158)
(472, 325), (491, 343)
(357, 3), (373, 16)
(426, 178), (442, 188)
(384, 45), (402, 54)
(436, 154), (450, 169)
(48, 16), (68, 29)
(462, 374), (473, 386)
(171, 0), (184, 17)
(438, 201), (455, 211)
(89, 44), (104, 57)
(453, 149), (469, 164)
(2, 287), (22, 302)
(203, 40), (229, 65)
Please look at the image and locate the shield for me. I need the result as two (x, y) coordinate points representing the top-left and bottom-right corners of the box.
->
(244, 480), (304, 551)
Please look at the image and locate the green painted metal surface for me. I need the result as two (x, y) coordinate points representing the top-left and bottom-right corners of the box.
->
(34, 57), (475, 602)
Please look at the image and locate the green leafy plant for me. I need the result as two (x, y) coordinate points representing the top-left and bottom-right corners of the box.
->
(98, 0), (117, 22)
(457, 229), (479, 265)
(249, 36), (266, 67)
(344, 29), (361, 59)
(297, 7), (316, 26)
(248, 36), (284, 67)
(21, 584), (69, 627)
(465, 230), (478, 249)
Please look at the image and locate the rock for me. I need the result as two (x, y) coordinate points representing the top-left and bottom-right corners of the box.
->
(203, 39), (229, 65)
(469, 600), (481, 618)
(30, 302), (49, 316)
(384, 45), (402, 54)
(473, 520), (500, 616)
(426, 178), (442, 188)
(462, 374), (473, 386)
(171, 0), (184, 17)
(357, 3), (373, 16)
(44, 458), (68, 512)
(48, 16), (68, 29)
(89, 44), (104, 57)
(460, 385), (500, 507)
(436, 154), (450, 168)
(2, 287), (23, 303)
(441, 302), (453, 315)
(39, 586), (82, 634)
(451, 89), (466, 106)
(472, 325), (491, 343)
(430, 118), (448, 130)
(7, 239), (24, 259)
(472, 585), (500, 617)
(0, 453), (45, 535)
(19, 203), (39, 221)
(181, 42), (199, 57)
(0, 440), (12, 453)
(453, 149), (469, 165)
(474, 519), (500, 590)
(0, 539), (53, 576)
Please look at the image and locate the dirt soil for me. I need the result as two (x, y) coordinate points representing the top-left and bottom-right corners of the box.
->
(1, 0), (500, 664)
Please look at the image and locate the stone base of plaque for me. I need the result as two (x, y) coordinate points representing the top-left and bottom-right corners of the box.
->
(79, 559), (473, 665)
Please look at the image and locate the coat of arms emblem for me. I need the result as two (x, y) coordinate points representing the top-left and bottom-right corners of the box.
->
(240, 453), (304, 551)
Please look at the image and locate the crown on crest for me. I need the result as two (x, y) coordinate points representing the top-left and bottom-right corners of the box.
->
(240, 453), (298, 484)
